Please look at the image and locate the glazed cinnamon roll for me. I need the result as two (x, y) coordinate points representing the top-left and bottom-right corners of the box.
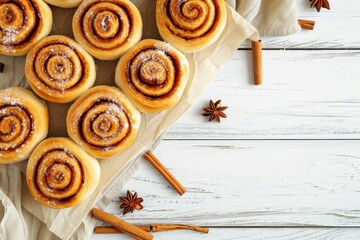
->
(26, 137), (100, 208)
(156, 0), (227, 53)
(43, 0), (81, 8)
(115, 39), (189, 113)
(0, 87), (48, 164)
(25, 35), (96, 103)
(67, 86), (141, 159)
(72, 0), (142, 60)
(0, 0), (52, 56)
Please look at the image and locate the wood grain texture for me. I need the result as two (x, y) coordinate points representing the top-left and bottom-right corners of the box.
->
(166, 50), (360, 140)
(96, 140), (360, 227)
(91, 228), (360, 240)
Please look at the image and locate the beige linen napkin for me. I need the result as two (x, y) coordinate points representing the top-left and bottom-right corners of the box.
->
(0, 1), (298, 239)
(226, 0), (301, 36)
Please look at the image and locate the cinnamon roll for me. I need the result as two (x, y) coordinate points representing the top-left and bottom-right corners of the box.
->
(0, 0), (52, 56)
(25, 35), (96, 103)
(0, 87), (48, 164)
(66, 86), (141, 159)
(115, 39), (189, 113)
(26, 137), (100, 208)
(72, 0), (142, 60)
(156, 0), (227, 53)
(43, 0), (81, 8)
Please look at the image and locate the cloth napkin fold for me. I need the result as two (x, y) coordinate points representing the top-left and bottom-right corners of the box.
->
(0, 1), (299, 239)
(233, 0), (301, 36)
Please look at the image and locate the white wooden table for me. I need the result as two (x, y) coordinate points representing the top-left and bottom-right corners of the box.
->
(91, 1), (360, 239)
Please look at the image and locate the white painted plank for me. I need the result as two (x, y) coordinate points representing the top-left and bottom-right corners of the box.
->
(242, 0), (360, 49)
(295, 0), (359, 17)
(91, 228), (360, 240)
(96, 140), (360, 227)
(166, 50), (360, 140)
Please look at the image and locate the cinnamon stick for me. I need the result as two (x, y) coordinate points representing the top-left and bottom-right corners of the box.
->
(251, 40), (263, 85)
(92, 208), (153, 240)
(95, 224), (209, 234)
(144, 152), (186, 196)
(95, 226), (151, 234)
(298, 19), (315, 30)
(152, 224), (208, 233)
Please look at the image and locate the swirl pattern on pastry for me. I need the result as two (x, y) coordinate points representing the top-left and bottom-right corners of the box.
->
(67, 86), (141, 159)
(72, 0), (142, 60)
(156, 0), (227, 53)
(25, 35), (96, 103)
(0, 87), (48, 164)
(115, 39), (189, 113)
(0, 0), (52, 56)
(26, 137), (100, 208)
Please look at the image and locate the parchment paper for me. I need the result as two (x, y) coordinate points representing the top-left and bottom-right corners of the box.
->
(0, 0), (299, 239)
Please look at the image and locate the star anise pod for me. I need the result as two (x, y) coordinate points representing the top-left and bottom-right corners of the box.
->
(310, 0), (330, 12)
(202, 99), (228, 123)
(119, 190), (143, 215)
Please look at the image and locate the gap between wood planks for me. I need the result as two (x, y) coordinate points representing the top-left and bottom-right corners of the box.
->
(237, 48), (360, 51)
(204, 226), (360, 229)
(163, 139), (360, 141)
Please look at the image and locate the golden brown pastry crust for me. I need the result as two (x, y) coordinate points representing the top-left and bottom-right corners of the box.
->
(0, 0), (52, 56)
(44, 0), (82, 8)
(0, 87), (48, 164)
(67, 86), (141, 159)
(25, 35), (96, 103)
(115, 39), (189, 113)
(72, 0), (142, 60)
(156, 0), (227, 53)
(26, 137), (100, 209)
